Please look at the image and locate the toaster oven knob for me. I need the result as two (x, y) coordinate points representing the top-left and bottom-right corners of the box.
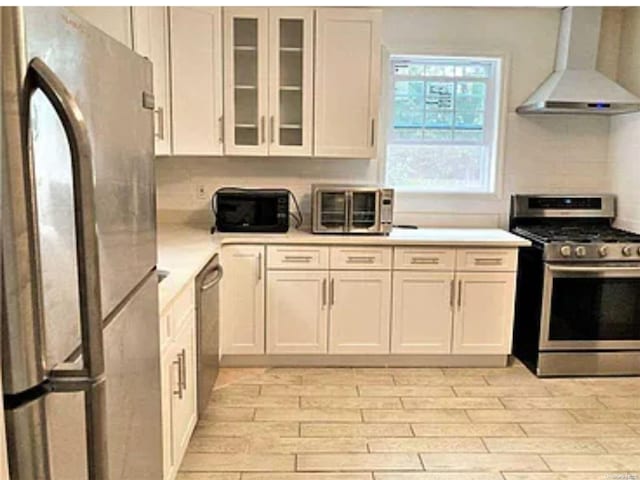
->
(559, 245), (572, 258)
(622, 245), (633, 257)
(598, 246), (609, 258)
(575, 246), (587, 258)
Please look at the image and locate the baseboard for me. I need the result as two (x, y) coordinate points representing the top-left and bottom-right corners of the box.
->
(220, 354), (510, 368)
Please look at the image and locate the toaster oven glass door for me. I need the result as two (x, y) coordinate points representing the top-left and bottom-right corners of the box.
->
(317, 191), (348, 232)
(350, 191), (380, 232)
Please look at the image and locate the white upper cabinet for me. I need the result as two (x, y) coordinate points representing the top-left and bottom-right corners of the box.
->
(314, 8), (381, 158)
(71, 7), (133, 48)
(268, 8), (314, 156)
(170, 7), (224, 156)
(223, 7), (314, 156)
(223, 8), (270, 156)
(452, 272), (516, 355)
(131, 7), (172, 155)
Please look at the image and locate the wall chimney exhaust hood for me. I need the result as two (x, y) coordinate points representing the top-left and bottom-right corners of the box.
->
(517, 7), (640, 115)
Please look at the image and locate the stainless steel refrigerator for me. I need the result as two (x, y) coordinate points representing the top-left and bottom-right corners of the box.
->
(2, 7), (162, 479)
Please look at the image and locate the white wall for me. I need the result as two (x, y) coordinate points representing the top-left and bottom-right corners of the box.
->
(157, 7), (612, 227)
(609, 8), (640, 233)
(69, 7), (133, 48)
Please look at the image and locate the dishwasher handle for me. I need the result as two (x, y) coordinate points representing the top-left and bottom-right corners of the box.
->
(201, 264), (224, 291)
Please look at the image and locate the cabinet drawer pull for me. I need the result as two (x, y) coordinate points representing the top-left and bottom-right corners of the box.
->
(270, 115), (275, 144)
(155, 107), (164, 140)
(322, 278), (327, 307)
(347, 256), (375, 264)
(450, 279), (455, 308)
(330, 278), (335, 305)
(411, 257), (439, 265)
(474, 258), (503, 265)
(283, 255), (312, 263)
(370, 118), (375, 146)
(179, 348), (187, 390)
(172, 356), (183, 399)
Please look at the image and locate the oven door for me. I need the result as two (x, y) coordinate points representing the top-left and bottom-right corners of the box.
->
(348, 189), (381, 234)
(540, 263), (640, 351)
(313, 189), (348, 233)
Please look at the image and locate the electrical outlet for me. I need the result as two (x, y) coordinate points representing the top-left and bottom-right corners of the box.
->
(196, 184), (207, 200)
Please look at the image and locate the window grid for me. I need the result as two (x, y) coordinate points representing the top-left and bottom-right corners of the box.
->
(386, 55), (501, 194)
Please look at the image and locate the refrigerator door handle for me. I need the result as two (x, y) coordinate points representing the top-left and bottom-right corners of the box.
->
(25, 57), (109, 480)
(26, 57), (105, 380)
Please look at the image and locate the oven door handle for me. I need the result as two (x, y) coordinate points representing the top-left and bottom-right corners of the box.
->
(548, 264), (640, 275)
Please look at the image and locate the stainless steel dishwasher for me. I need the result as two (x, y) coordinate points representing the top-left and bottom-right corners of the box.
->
(195, 254), (223, 415)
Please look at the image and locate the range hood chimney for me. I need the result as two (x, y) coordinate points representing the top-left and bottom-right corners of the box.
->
(517, 7), (640, 115)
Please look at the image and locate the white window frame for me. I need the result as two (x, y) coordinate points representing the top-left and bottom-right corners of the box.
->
(379, 49), (509, 202)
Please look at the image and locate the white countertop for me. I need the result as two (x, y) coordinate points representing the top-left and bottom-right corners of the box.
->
(156, 224), (530, 311)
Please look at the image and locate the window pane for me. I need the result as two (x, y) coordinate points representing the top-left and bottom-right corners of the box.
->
(425, 82), (453, 110)
(394, 95), (423, 127)
(464, 64), (490, 78)
(394, 127), (422, 140)
(387, 55), (500, 193)
(386, 144), (488, 191)
(395, 81), (425, 97)
(454, 110), (484, 129)
(424, 64), (455, 77)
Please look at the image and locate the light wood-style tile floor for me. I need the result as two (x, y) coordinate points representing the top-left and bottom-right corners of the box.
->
(177, 361), (640, 480)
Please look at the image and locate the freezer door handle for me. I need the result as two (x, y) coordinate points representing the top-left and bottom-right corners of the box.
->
(27, 57), (105, 380)
(25, 57), (108, 480)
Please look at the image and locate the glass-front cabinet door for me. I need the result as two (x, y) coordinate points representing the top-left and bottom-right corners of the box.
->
(223, 8), (269, 155)
(268, 8), (313, 156)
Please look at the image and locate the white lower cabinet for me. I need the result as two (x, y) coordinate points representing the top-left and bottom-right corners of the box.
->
(266, 270), (329, 354)
(224, 244), (519, 363)
(329, 270), (391, 354)
(391, 271), (454, 354)
(221, 245), (265, 354)
(160, 285), (197, 480)
(452, 271), (516, 354)
(170, 314), (197, 466)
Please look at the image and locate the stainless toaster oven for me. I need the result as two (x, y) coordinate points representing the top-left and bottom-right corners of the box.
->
(311, 184), (394, 235)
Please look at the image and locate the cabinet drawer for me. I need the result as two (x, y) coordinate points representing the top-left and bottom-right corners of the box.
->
(394, 247), (456, 271)
(267, 245), (329, 270)
(167, 282), (195, 340)
(456, 249), (518, 272)
(330, 246), (392, 270)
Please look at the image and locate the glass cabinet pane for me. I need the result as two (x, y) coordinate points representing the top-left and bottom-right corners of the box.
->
(320, 192), (347, 229)
(278, 18), (304, 146)
(233, 18), (259, 145)
(351, 192), (378, 229)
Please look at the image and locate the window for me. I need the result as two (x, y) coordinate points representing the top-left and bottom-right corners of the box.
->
(385, 55), (502, 194)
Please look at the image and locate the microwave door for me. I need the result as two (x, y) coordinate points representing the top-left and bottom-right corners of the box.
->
(349, 190), (380, 233)
(315, 191), (348, 233)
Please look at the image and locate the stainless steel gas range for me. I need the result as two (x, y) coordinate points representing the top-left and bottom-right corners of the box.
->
(510, 194), (640, 377)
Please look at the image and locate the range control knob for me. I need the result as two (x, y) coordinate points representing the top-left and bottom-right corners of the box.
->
(575, 246), (587, 258)
(622, 245), (633, 257)
(559, 245), (572, 258)
(598, 246), (609, 258)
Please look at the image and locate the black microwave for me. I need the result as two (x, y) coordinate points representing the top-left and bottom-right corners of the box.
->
(213, 188), (290, 233)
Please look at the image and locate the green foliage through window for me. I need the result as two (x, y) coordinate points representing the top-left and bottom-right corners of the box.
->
(386, 55), (501, 193)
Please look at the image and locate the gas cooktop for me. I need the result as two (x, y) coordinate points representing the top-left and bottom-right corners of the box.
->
(510, 194), (640, 262)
